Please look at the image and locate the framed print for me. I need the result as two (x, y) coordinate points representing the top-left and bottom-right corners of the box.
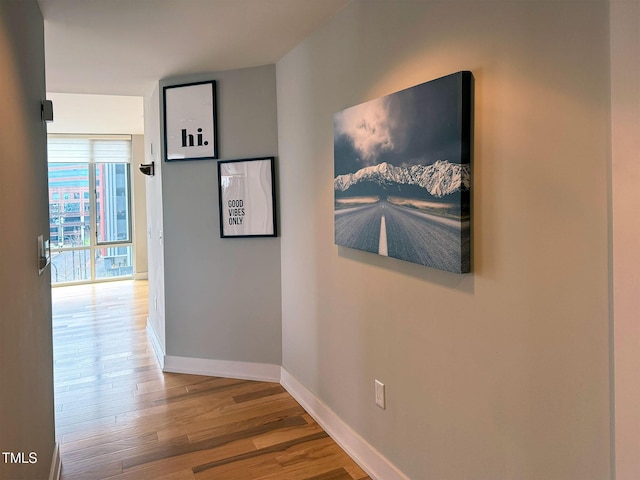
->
(334, 71), (473, 273)
(217, 157), (277, 238)
(163, 80), (218, 161)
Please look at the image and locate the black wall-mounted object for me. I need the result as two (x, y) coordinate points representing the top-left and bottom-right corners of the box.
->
(41, 100), (54, 122)
(139, 161), (155, 176)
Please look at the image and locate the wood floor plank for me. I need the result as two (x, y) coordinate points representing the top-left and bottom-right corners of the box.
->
(152, 470), (197, 480)
(153, 393), (304, 444)
(122, 416), (310, 470)
(233, 385), (287, 404)
(59, 456), (123, 480)
(53, 280), (371, 480)
(192, 436), (364, 480)
(192, 432), (330, 477)
(305, 468), (355, 480)
(61, 431), (159, 464)
(251, 418), (325, 450)
(184, 406), (306, 444)
(110, 439), (258, 480)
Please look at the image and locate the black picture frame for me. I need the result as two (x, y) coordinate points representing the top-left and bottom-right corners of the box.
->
(163, 80), (218, 161)
(217, 157), (277, 238)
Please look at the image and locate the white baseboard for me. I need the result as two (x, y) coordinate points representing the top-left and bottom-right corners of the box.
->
(134, 272), (148, 280)
(164, 355), (281, 383)
(147, 322), (280, 383)
(146, 317), (165, 369)
(280, 368), (409, 480)
(48, 442), (61, 480)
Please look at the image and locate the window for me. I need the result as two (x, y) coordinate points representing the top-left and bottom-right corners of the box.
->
(47, 135), (133, 284)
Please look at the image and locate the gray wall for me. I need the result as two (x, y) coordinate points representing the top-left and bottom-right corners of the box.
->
(276, 1), (611, 479)
(0, 1), (56, 479)
(150, 65), (282, 363)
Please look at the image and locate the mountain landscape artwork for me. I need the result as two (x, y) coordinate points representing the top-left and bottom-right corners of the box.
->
(334, 71), (473, 273)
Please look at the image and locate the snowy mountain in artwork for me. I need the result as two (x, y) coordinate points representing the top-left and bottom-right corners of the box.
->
(334, 160), (470, 198)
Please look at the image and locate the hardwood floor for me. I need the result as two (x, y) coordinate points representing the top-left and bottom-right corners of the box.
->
(52, 281), (370, 480)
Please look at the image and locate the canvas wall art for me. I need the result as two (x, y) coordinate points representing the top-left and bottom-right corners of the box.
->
(334, 71), (473, 273)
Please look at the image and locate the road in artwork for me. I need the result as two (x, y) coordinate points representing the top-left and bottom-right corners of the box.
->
(335, 200), (469, 273)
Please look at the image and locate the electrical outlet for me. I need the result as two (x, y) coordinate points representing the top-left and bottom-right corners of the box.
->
(375, 379), (386, 409)
(154, 296), (158, 311)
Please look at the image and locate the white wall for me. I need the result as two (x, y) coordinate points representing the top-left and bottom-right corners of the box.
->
(276, 1), (611, 479)
(132, 134), (148, 279)
(148, 65), (282, 366)
(0, 1), (56, 478)
(144, 83), (166, 350)
(46, 93), (144, 135)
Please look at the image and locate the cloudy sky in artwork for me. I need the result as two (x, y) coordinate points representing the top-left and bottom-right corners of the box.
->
(334, 73), (465, 176)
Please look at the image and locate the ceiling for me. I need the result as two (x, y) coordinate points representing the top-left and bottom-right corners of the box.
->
(39, 0), (349, 96)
